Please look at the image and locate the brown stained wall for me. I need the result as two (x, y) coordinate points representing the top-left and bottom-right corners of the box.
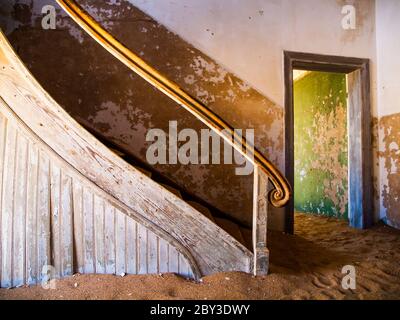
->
(1, 0), (283, 227)
(378, 112), (400, 228)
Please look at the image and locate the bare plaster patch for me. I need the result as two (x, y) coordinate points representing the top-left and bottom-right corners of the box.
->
(378, 112), (400, 227)
(310, 105), (348, 216)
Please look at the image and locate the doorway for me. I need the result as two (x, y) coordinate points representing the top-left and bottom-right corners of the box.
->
(284, 52), (373, 234)
(293, 70), (349, 219)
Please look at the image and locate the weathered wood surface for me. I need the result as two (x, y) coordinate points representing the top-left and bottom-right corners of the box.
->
(0, 102), (195, 287)
(0, 31), (252, 287)
(252, 167), (269, 275)
(347, 71), (364, 229)
(348, 69), (373, 229)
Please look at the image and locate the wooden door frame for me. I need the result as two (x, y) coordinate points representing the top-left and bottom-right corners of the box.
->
(283, 51), (373, 234)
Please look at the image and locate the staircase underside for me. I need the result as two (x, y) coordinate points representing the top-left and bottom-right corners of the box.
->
(0, 31), (252, 288)
(98, 136), (253, 251)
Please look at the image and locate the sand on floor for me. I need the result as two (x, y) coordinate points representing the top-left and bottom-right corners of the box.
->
(1, 213), (399, 300)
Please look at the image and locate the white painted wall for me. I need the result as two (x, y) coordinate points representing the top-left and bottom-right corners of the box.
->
(375, 0), (400, 221)
(376, 0), (400, 118)
(129, 0), (377, 113)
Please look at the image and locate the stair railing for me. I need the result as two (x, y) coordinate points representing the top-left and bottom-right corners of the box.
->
(57, 0), (291, 275)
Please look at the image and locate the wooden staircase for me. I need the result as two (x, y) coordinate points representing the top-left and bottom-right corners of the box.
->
(99, 136), (253, 251)
(0, 30), (253, 287)
(0, 0), (292, 288)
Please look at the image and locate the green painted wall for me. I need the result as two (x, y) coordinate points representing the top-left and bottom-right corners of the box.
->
(294, 71), (348, 219)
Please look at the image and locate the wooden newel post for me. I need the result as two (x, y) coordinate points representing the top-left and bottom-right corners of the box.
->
(252, 166), (269, 276)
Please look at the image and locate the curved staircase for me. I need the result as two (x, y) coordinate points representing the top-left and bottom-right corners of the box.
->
(0, 31), (251, 287)
(0, 0), (291, 288)
(89, 129), (253, 250)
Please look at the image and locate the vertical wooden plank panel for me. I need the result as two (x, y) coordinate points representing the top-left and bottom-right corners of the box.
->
(60, 172), (73, 277)
(94, 196), (105, 274)
(50, 163), (61, 278)
(13, 133), (28, 286)
(0, 108), (203, 285)
(125, 218), (136, 274)
(147, 232), (158, 274)
(37, 152), (51, 284)
(26, 142), (39, 285)
(187, 268), (194, 280)
(1, 123), (17, 287)
(179, 254), (189, 278)
(104, 204), (115, 274)
(72, 182), (84, 274)
(115, 210), (126, 275)
(187, 261), (193, 279)
(137, 224), (147, 274)
(168, 246), (179, 274)
(158, 240), (169, 274)
(0, 115), (6, 285)
(82, 187), (94, 273)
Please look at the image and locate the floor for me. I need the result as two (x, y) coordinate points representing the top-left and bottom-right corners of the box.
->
(1, 213), (399, 300)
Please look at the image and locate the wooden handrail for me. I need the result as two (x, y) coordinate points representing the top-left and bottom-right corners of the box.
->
(56, 0), (291, 208)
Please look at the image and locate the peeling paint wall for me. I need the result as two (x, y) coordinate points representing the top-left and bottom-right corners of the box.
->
(375, 0), (400, 229)
(0, 0), (284, 228)
(126, 0), (379, 230)
(294, 72), (348, 219)
(378, 113), (400, 228)
(1, 0), (398, 230)
(129, 0), (378, 111)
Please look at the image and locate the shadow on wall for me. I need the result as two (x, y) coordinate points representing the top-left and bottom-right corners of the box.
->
(0, 0), (284, 227)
